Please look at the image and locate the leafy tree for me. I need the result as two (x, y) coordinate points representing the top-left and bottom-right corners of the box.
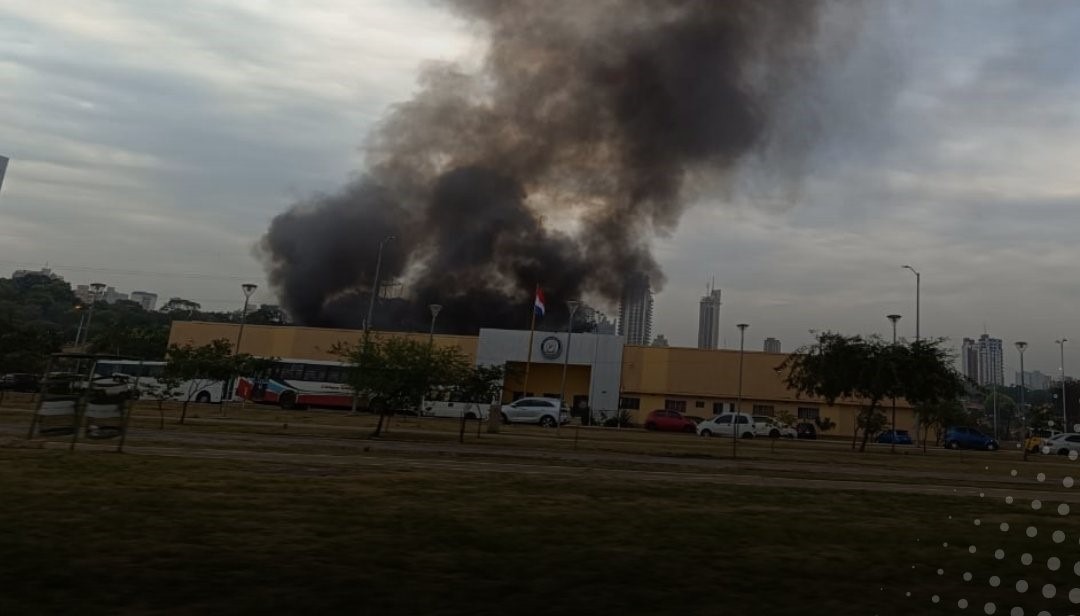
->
(164, 339), (237, 424)
(333, 336), (472, 437)
(781, 333), (963, 452)
(814, 416), (837, 433)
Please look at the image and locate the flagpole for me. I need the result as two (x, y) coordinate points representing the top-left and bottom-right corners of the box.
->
(523, 285), (538, 396)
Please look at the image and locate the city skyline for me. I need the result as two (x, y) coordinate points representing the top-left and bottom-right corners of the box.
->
(3, 2), (1080, 376)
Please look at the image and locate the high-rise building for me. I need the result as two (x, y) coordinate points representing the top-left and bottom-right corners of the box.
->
(12, 267), (62, 281)
(763, 337), (781, 353)
(130, 291), (158, 311)
(0, 155), (8, 196)
(697, 288), (722, 349)
(977, 334), (1004, 388)
(961, 338), (979, 382)
(617, 274), (653, 346)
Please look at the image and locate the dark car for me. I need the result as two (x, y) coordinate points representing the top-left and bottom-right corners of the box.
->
(796, 422), (817, 440)
(643, 410), (698, 433)
(876, 429), (913, 445)
(0, 373), (40, 393)
(943, 426), (999, 451)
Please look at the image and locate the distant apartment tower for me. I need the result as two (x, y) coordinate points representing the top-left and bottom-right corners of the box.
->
(12, 267), (62, 281)
(130, 291), (158, 311)
(697, 288), (722, 349)
(763, 337), (782, 353)
(0, 155), (8, 196)
(618, 274), (653, 346)
(960, 338), (980, 382)
(977, 334), (1004, 387)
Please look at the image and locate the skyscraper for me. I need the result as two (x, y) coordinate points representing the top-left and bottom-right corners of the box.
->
(617, 274), (653, 345)
(763, 337), (781, 353)
(977, 334), (1004, 388)
(130, 291), (158, 311)
(961, 338), (979, 382)
(0, 155), (8, 196)
(697, 288), (722, 349)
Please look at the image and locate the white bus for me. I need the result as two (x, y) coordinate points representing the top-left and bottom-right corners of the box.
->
(90, 360), (226, 404)
(236, 358), (353, 409)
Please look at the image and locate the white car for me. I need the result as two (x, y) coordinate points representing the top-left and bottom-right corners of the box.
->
(1040, 433), (1080, 456)
(420, 399), (490, 421)
(697, 413), (757, 439)
(752, 415), (797, 439)
(501, 397), (571, 428)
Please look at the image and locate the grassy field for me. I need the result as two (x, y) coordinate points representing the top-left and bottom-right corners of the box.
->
(3, 447), (1080, 616)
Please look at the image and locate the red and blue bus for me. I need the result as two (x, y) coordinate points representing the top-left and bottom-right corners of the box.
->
(235, 358), (353, 409)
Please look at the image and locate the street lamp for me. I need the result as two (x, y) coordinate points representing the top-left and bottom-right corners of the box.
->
(733, 323), (748, 458)
(901, 265), (920, 342)
(365, 235), (396, 333)
(80, 282), (106, 347)
(1057, 338), (1068, 429)
(235, 283), (258, 354)
(557, 300), (581, 436)
(428, 304), (443, 346)
(887, 314), (902, 453)
(1016, 341), (1028, 461)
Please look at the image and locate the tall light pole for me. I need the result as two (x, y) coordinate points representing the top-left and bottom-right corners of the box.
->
(1016, 341), (1028, 461)
(419, 304), (442, 427)
(80, 282), (106, 347)
(1057, 338), (1068, 429)
(557, 300), (581, 436)
(428, 304), (442, 346)
(887, 314), (902, 453)
(901, 265), (920, 342)
(733, 323), (748, 458)
(235, 283), (258, 354)
(365, 235), (396, 333)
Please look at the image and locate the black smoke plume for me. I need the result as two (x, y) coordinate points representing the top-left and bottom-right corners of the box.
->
(260, 0), (830, 333)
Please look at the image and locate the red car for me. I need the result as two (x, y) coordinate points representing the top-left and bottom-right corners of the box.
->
(643, 410), (698, 433)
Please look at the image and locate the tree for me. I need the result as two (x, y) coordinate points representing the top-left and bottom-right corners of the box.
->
(164, 339), (237, 424)
(781, 333), (963, 453)
(333, 336), (472, 437)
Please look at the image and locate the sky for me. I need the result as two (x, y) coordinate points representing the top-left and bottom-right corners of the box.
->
(2, 1), (1079, 381)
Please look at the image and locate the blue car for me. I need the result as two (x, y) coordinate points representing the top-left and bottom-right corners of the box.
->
(876, 429), (913, 445)
(943, 426), (999, 451)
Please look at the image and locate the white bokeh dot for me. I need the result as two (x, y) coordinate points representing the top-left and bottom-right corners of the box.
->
(1074, 561), (1080, 575)
(1022, 553), (1034, 565)
(1000, 522), (1010, 532)
(959, 598), (969, 608)
(905, 591), (911, 597)
(932, 595), (940, 604)
(1065, 476), (1075, 488)
(980, 492), (985, 498)
(1009, 607), (1023, 616)
(1037, 472), (1046, 482)
(964, 571), (973, 581)
(1026, 526), (1038, 538)
(944, 541), (950, 547)
(1011, 469), (1018, 477)
(1042, 583), (1057, 599)
(1053, 530), (1066, 543)
(1006, 496), (1015, 504)
(1070, 450), (1079, 461)
(1016, 579), (1029, 592)
(984, 602), (997, 614)
(1031, 499), (1043, 510)
(938, 568), (944, 575)
(1069, 587), (1080, 603)
(990, 575), (1001, 587)
(969, 545), (978, 554)
(1059, 503), (1071, 516)
(995, 549), (1005, 560)
(975, 518), (982, 526)
(1049, 556), (1062, 571)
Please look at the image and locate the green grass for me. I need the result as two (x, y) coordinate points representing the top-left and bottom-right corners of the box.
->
(3, 449), (1079, 615)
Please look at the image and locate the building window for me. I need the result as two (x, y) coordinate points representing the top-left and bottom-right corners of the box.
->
(797, 407), (820, 420)
(695, 400), (705, 409)
(619, 397), (641, 410)
(665, 399), (687, 413)
(713, 402), (727, 414)
(752, 404), (775, 416)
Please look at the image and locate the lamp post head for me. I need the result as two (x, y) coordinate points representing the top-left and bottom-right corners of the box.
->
(1016, 341), (1028, 353)
(90, 282), (106, 293)
(887, 314), (902, 324)
(1058, 338), (1068, 345)
(381, 235), (397, 247)
(429, 303), (442, 318)
(737, 323), (749, 331)
(241, 283), (258, 298)
(567, 299), (581, 315)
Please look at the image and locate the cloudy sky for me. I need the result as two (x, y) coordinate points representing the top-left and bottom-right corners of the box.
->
(2, 1), (1079, 379)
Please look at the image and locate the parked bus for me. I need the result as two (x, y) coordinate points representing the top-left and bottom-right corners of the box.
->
(90, 359), (226, 404)
(235, 358), (354, 409)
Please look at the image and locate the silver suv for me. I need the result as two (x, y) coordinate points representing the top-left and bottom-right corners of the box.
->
(501, 397), (571, 427)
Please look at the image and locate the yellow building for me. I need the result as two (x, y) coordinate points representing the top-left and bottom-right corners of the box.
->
(167, 321), (916, 437)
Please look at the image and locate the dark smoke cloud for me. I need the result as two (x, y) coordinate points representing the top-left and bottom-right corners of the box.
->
(260, 0), (832, 333)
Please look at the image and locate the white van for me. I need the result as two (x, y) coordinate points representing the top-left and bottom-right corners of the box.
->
(420, 398), (490, 420)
